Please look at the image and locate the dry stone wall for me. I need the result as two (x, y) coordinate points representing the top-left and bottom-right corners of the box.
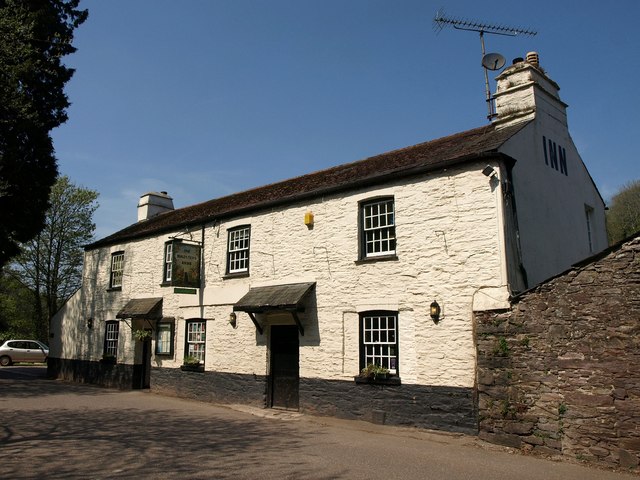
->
(475, 235), (640, 470)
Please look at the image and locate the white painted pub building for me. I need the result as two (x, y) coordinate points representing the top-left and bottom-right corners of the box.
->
(50, 53), (607, 432)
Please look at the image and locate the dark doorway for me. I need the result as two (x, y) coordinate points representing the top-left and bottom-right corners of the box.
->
(141, 336), (151, 389)
(133, 332), (152, 390)
(270, 325), (299, 410)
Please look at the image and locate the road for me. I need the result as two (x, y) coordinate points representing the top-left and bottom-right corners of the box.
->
(0, 366), (636, 480)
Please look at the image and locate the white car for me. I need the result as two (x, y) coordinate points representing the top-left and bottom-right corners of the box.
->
(0, 340), (49, 366)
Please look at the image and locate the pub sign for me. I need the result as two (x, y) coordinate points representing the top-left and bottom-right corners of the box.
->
(171, 241), (201, 288)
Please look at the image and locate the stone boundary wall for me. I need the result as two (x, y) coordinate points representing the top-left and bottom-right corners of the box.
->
(475, 235), (640, 470)
(150, 368), (477, 433)
(48, 357), (137, 390)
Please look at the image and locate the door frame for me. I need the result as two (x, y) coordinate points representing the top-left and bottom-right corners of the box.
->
(268, 324), (300, 410)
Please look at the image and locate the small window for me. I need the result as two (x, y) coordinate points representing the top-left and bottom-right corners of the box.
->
(110, 251), (124, 289)
(585, 205), (594, 253)
(226, 226), (250, 274)
(360, 198), (396, 259)
(360, 311), (398, 375)
(104, 321), (119, 357)
(155, 322), (174, 355)
(185, 320), (206, 363)
(163, 242), (173, 283)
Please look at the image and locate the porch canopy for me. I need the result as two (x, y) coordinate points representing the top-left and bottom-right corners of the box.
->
(116, 297), (163, 319)
(233, 282), (315, 336)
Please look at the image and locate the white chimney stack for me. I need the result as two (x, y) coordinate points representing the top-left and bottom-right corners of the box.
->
(137, 191), (174, 222)
(492, 52), (568, 128)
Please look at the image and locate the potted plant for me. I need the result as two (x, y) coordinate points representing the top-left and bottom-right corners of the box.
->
(180, 355), (204, 372)
(100, 353), (116, 364)
(360, 363), (390, 380)
(132, 328), (152, 341)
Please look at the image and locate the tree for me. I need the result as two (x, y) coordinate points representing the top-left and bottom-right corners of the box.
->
(0, 0), (88, 270)
(12, 175), (98, 341)
(606, 180), (640, 245)
(0, 268), (37, 341)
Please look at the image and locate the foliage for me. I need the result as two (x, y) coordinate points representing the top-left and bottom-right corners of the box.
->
(493, 337), (510, 357)
(0, 0), (88, 269)
(132, 329), (152, 341)
(11, 175), (98, 341)
(0, 269), (38, 341)
(606, 180), (640, 244)
(183, 355), (201, 366)
(360, 363), (390, 379)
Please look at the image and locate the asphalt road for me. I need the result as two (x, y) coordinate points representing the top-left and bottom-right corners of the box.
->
(0, 366), (636, 480)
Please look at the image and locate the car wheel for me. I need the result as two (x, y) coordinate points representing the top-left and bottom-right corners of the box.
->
(0, 355), (12, 367)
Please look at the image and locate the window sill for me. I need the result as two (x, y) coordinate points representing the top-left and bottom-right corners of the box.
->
(180, 364), (204, 372)
(106, 287), (122, 292)
(354, 375), (401, 386)
(100, 358), (117, 365)
(222, 272), (250, 280)
(354, 255), (399, 265)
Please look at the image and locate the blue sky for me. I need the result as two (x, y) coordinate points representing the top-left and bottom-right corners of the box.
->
(52, 0), (640, 239)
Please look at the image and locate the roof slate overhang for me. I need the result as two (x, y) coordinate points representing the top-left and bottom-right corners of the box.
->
(116, 297), (163, 320)
(233, 282), (315, 314)
(87, 121), (529, 250)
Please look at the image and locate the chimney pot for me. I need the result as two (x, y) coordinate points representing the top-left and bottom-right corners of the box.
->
(526, 51), (540, 68)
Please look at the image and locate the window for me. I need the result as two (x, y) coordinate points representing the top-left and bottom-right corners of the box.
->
(156, 322), (174, 355)
(104, 321), (119, 357)
(110, 251), (124, 289)
(360, 198), (396, 259)
(163, 242), (173, 283)
(185, 320), (206, 363)
(360, 311), (398, 374)
(585, 205), (594, 253)
(226, 226), (250, 274)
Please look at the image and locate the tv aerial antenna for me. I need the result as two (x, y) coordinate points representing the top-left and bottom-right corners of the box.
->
(433, 9), (537, 119)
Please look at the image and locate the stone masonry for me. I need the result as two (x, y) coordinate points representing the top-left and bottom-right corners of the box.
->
(475, 234), (640, 470)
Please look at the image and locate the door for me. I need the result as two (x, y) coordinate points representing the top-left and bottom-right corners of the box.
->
(270, 325), (299, 410)
(141, 336), (151, 389)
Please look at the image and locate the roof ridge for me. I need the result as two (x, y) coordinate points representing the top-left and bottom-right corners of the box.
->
(87, 120), (530, 249)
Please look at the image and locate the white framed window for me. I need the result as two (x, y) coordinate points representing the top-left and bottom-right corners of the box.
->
(156, 322), (174, 355)
(110, 251), (124, 289)
(104, 321), (119, 357)
(163, 242), (173, 283)
(360, 311), (398, 374)
(361, 198), (396, 258)
(185, 320), (206, 363)
(227, 226), (250, 274)
(585, 205), (594, 253)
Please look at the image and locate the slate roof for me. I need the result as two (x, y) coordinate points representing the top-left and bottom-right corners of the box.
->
(87, 120), (529, 250)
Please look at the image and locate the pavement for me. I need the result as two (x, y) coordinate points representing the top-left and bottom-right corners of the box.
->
(1, 365), (638, 479)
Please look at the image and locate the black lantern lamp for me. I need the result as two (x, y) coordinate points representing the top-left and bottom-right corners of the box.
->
(430, 301), (441, 322)
(87, 317), (94, 329)
(229, 312), (237, 329)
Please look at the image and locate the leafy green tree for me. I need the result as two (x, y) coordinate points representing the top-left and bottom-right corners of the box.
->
(606, 180), (640, 245)
(0, 268), (37, 342)
(0, 0), (88, 270)
(11, 176), (98, 341)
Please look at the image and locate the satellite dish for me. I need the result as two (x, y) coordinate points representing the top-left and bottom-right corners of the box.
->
(482, 52), (506, 71)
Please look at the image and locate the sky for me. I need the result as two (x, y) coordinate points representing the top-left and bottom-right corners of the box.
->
(51, 0), (640, 240)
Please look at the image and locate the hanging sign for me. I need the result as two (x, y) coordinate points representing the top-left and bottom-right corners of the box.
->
(171, 242), (201, 288)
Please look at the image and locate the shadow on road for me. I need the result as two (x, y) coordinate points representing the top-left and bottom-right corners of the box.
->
(0, 372), (346, 479)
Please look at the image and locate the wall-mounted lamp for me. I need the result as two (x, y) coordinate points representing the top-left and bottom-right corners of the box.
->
(430, 301), (441, 322)
(87, 317), (94, 329)
(482, 165), (496, 178)
(229, 312), (237, 329)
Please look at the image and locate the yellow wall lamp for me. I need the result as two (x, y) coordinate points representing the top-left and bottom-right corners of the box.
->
(430, 301), (441, 323)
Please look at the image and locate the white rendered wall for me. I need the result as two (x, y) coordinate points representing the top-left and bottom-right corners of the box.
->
(53, 162), (508, 390)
